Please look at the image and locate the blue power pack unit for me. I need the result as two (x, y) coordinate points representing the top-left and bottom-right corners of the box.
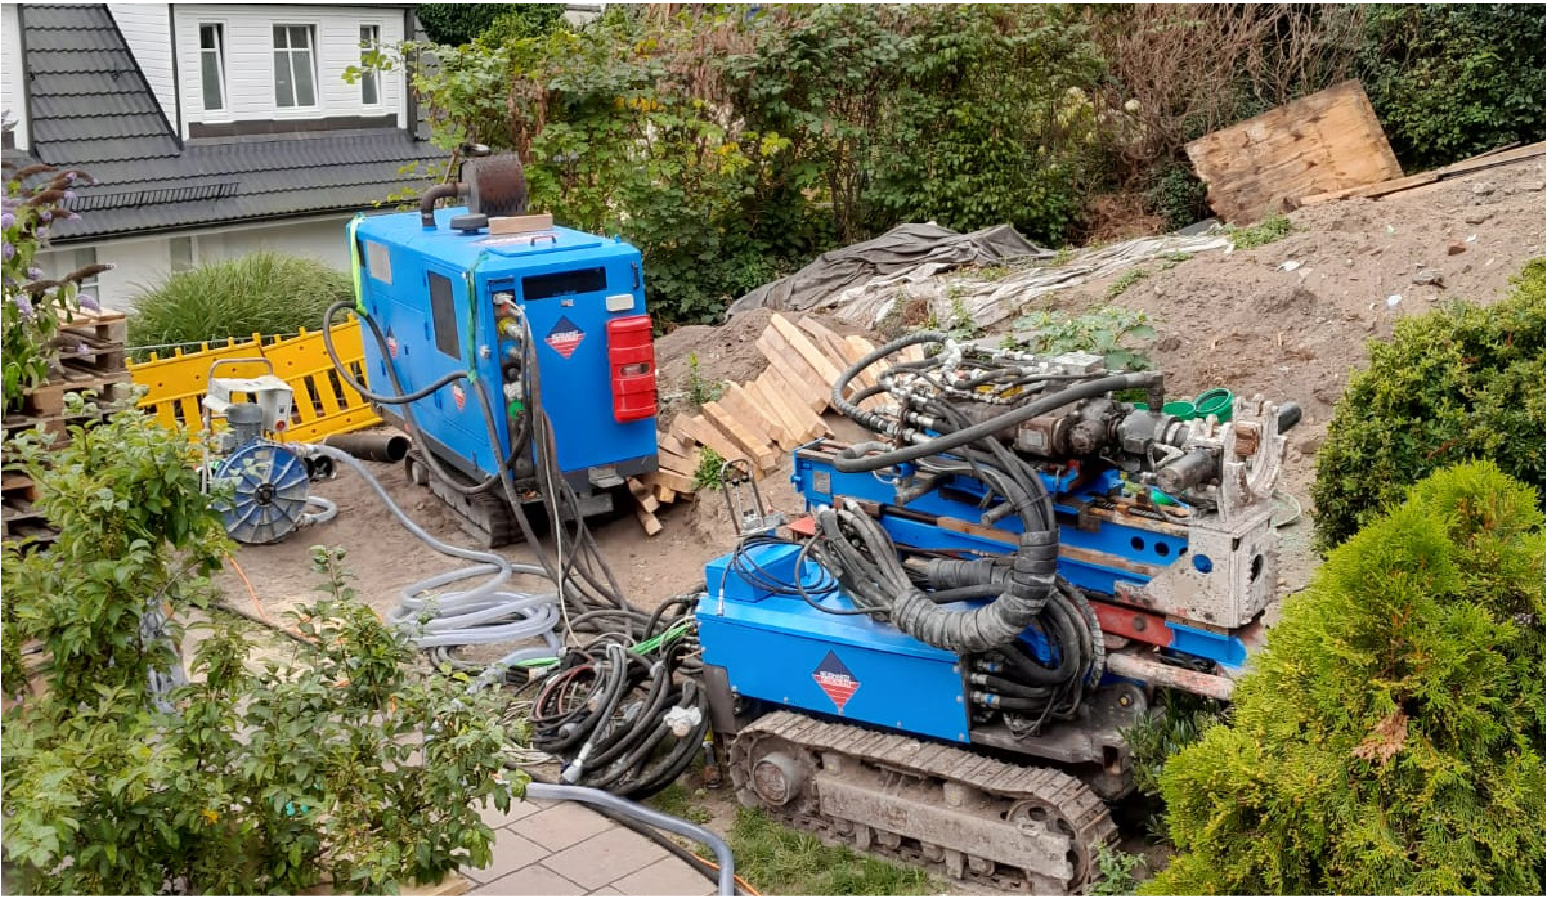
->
(350, 203), (659, 541)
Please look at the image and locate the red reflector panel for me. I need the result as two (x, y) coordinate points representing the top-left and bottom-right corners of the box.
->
(606, 315), (657, 423)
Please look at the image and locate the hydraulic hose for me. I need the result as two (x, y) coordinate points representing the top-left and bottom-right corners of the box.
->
(523, 782), (737, 896)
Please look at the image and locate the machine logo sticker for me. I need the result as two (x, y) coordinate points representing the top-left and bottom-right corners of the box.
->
(385, 327), (398, 358)
(451, 383), (466, 411)
(545, 315), (585, 359)
(813, 651), (860, 714)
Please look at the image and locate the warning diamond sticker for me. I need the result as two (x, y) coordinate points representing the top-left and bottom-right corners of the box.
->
(545, 315), (584, 359)
(813, 651), (860, 714)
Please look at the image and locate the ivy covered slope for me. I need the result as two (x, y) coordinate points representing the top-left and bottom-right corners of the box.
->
(1312, 259), (1545, 550)
(1147, 461), (1545, 895)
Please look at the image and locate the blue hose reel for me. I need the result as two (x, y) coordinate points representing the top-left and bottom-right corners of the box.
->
(213, 440), (313, 545)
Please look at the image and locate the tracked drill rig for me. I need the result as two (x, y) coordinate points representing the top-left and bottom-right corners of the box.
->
(694, 335), (1300, 893)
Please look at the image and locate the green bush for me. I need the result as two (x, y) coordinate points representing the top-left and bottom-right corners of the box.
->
(127, 252), (352, 357)
(1147, 461), (1545, 895)
(417, 3), (565, 46)
(1360, 4), (1547, 172)
(1312, 259), (1545, 550)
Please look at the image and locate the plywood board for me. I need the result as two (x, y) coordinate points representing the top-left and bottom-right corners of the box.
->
(1302, 141), (1545, 205)
(1185, 80), (1403, 225)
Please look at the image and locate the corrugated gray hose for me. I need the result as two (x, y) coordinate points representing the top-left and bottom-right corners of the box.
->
(307, 445), (563, 674)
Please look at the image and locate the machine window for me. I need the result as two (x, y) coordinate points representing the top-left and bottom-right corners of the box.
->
(428, 272), (460, 359)
(523, 267), (606, 301)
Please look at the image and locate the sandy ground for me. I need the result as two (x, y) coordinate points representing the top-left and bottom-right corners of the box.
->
(212, 154), (1545, 887)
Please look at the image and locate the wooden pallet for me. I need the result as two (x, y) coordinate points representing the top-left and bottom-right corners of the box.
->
(58, 306), (128, 344)
(638, 313), (890, 533)
(14, 370), (133, 418)
(52, 331), (127, 375)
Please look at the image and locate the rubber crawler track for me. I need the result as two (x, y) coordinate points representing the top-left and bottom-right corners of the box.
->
(411, 450), (522, 548)
(731, 710), (1117, 894)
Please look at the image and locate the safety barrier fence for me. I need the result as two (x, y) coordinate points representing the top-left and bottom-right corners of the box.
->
(128, 318), (381, 443)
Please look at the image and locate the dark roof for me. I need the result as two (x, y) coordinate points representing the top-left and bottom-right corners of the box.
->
(18, 4), (444, 241)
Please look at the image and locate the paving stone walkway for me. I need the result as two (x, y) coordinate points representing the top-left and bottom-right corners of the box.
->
(465, 797), (715, 896)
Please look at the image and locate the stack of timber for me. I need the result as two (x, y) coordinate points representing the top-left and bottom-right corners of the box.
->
(632, 313), (897, 534)
(1, 307), (130, 552)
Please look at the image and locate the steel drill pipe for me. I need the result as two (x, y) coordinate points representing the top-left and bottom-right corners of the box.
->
(322, 432), (411, 463)
(1105, 648), (1235, 701)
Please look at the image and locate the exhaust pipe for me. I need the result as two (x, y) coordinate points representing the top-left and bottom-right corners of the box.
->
(323, 432), (411, 463)
(419, 182), (464, 228)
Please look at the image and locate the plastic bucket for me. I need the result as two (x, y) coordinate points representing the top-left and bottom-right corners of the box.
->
(1161, 400), (1197, 419)
(1195, 387), (1234, 421)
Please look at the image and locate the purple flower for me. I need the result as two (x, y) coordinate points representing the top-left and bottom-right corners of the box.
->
(1, 211), (12, 228)
(39, 210), (51, 223)
(36, 226), (47, 239)
(62, 190), (76, 201)
(2, 241), (12, 261)
(26, 266), (42, 279)
(64, 172), (78, 184)
(77, 293), (99, 311)
(12, 294), (33, 318)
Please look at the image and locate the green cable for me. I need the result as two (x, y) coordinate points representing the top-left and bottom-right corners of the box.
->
(511, 622), (696, 669)
(347, 213), (367, 316)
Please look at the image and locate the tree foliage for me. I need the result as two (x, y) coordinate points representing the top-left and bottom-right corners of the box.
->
(416, 3), (566, 46)
(1359, 3), (1547, 172)
(1148, 461), (1545, 895)
(1, 404), (521, 893)
(1312, 258), (1545, 550)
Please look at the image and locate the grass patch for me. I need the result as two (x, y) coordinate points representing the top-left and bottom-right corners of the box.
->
(1226, 213), (1294, 249)
(728, 806), (937, 896)
(645, 783), (713, 826)
(1105, 266), (1151, 300)
(127, 252), (352, 358)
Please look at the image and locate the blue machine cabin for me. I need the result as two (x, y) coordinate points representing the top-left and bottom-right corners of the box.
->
(351, 208), (660, 493)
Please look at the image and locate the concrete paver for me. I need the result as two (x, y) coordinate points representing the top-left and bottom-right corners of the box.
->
(462, 799), (716, 897)
(462, 829), (550, 885)
(512, 801), (615, 852)
(478, 796), (551, 831)
(537, 827), (671, 891)
(471, 863), (587, 896)
(610, 857), (715, 896)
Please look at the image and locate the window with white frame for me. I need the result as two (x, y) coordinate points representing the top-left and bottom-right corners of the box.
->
(359, 25), (381, 106)
(272, 25), (318, 108)
(170, 238), (194, 274)
(199, 24), (226, 111)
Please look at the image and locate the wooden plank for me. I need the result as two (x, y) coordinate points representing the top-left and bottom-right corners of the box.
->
(656, 442), (701, 478)
(755, 331), (829, 411)
(1301, 141), (1547, 205)
(488, 213), (554, 234)
(642, 468), (699, 494)
(674, 414), (748, 472)
(797, 317), (858, 378)
(634, 504), (663, 536)
(659, 419), (698, 455)
(758, 366), (828, 439)
(1185, 80), (1403, 224)
(701, 401), (777, 470)
(718, 381), (781, 450)
(627, 477), (659, 513)
(727, 381), (794, 448)
(653, 482), (677, 504)
(770, 314), (845, 390)
(748, 372), (807, 447)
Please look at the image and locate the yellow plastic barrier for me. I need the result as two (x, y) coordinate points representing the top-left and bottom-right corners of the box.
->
(129, 318), (382, 443)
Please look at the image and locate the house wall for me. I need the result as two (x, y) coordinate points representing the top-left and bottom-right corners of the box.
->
(172, 4), (407, 137)
(1, 4), (27, 149)
(108, 3), (177, 131)
(38, 215), (354, 321)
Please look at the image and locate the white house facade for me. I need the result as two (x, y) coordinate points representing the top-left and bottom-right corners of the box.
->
(2, 2), (443, 313)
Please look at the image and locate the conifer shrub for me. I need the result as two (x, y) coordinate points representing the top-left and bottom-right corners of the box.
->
(1312, 259), (1546, 550)
(1146, 461), (1545, 895)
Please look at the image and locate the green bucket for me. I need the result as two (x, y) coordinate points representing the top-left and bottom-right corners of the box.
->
(1195, 387), (1234, 421)
(1161, 400), (1197, 419)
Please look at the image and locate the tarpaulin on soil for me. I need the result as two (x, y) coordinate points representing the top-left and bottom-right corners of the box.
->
(724, 222), (1052, 318)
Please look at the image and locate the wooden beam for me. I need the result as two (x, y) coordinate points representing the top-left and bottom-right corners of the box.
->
(746, 373), (804, 448)
(674, 414), (748, 472)
(718, 381), (781, 450)
(770, 314), (845, 391)
(758, 366), (828, 438)
(726, 381), (793, 448)
(1301, 141), (1546, 206)
(701, 401), (777, 470)
(642, 468), (699, 494)
(755, 330), (829, 411)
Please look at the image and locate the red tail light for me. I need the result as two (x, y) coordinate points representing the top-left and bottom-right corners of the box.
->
(605, 315), (657, 422)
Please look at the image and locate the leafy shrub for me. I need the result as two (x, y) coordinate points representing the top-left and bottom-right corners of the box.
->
(1225, 213), (1294, 249)
(1, 402), (519, 893)
(416, 3), (564, 46)
(1146, 461), (1545, 895)
(1146, 164), (1209, 231)
(1359, 4), (1547, 172)
(2, 156), (112, 410)
(127, 252), (352, 357)
(1007, 305), (1157, 371)
(1313, 259), (1545, 549)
